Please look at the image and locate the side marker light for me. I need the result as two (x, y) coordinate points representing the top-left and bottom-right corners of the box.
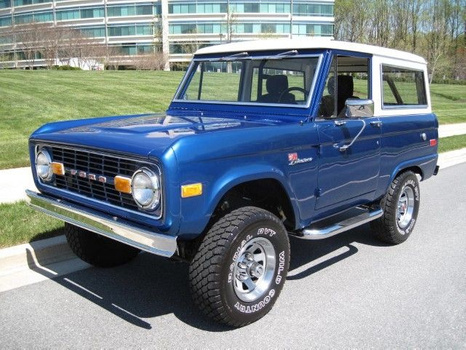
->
(181, 183), (203, 198)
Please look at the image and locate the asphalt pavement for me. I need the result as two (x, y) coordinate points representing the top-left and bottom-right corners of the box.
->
(0, 162), (465, 348)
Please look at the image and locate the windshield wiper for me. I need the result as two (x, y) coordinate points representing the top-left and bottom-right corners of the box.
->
(265, 50), (298, 60)
(219, 52), (250, 61)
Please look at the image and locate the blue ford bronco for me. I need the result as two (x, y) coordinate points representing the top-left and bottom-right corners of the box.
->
(27, 38), (439, 327)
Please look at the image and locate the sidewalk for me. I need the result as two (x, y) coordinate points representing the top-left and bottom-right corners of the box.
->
(0, 167), (37, 204)
(438, 122), (466, 138)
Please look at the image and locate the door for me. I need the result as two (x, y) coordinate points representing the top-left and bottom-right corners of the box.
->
(314, 54), (381, 210)
(315, 116), (381, 210)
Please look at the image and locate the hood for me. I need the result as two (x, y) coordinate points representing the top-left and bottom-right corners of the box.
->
(30, 113), (285, 157)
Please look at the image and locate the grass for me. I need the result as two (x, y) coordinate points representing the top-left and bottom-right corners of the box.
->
(438, 134), (466, 153)
(0, 201), (64, 248)
(430, 84), (466, 124)
(0, 70), (184, 169)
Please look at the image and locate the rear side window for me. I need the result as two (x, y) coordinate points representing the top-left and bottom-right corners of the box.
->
(382, 65), (427, 107)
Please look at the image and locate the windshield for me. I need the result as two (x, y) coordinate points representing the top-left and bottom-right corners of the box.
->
(175, 55), (320, 107)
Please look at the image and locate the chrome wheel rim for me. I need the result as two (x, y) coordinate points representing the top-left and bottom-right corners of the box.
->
(397, 186), (415, 230)
(233, 237), (276, 302)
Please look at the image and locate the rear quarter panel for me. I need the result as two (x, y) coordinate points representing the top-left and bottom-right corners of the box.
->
(376, 112), (438, 199)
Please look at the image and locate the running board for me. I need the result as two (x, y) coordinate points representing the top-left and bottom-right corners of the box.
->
(291, 207), (383, 240)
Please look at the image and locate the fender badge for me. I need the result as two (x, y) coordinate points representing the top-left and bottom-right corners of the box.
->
(288, 153), (313, 166)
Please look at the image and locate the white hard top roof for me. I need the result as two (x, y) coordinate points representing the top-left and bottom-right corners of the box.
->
(195, 38), (426, 64)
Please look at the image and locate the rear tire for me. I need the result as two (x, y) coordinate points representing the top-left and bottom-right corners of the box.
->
(64, 223), (140, 267)
(371, 171), (420, 244)
(189, 207), (290, 327)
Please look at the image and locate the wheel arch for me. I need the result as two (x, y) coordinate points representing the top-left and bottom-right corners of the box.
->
(206, 169), (298, 231)
(390, 162), (424, 185)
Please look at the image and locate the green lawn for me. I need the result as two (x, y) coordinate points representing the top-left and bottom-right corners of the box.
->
(438, 134), (466, 153)
(430, 84), (466, 124)
(0, 70), (184, 169)
(0, 201), (64, 248)
(0, 70), (465, 170)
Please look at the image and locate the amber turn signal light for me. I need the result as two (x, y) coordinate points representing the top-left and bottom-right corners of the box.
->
(114, 175), (132, 194)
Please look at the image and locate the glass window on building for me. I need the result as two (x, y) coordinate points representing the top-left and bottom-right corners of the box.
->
(109, 26), (135, 36)
(293, 23), (333, 37)
(258, 2), (290, 13)
(293, 2), (334, 16)
(117, 44), (155, 55)
(14, 11), (53, 24)
(78, 26), (105, 38)
(56, 7), (103, 20)
(169, 23), (197, 34)
(14, 0), (53, 6)
(109, 24), (153, 37)
(56, 10), (80, 21)
(136, 24), (153, 35)
(107, 4), (155, 17)
(0, 0), (11, 9)
(0, 15), (11, 27)
(81, 8), (104, 19)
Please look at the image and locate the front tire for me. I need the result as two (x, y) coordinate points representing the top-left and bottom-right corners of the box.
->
(189, 207), (290, 327)
(371, 171), (420, 244)
(64, 223), (140, 267)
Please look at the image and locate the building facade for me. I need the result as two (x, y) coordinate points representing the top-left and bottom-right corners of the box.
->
(0, 0), (334, 68)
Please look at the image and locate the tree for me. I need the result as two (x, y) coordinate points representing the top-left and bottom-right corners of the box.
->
(334, 0), (466, 81)
(130, 51), (168, 70)
(12, 22), (50, 69)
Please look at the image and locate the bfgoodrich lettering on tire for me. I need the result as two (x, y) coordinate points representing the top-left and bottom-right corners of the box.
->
(189, 207), (290, 327)
(371, 171), (420, 244)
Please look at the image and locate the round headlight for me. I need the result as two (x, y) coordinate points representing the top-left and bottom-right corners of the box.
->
(131, 168), (160, 211)
(36, 149), (53, 182)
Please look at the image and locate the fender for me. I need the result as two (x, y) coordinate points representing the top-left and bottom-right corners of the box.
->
(388, 153), (438, 185)
(176, 163), (300, 238)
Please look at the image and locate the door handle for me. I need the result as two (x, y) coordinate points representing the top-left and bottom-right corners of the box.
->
(339, 119), (367, 152)
(334, 120), (346, 126)
(370, 120), (382, 128)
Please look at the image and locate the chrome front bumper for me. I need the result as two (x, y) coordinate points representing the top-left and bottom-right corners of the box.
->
(26, 190), (177, 257)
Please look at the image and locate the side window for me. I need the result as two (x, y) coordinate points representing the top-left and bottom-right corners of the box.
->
(382, 65), (427, 107)
(318, 56), (370, 119)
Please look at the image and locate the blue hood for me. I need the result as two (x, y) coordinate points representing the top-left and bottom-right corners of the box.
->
(30, 113), (285, 158)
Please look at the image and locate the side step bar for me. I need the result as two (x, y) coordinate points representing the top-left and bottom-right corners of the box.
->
(291, 207), (383, 240)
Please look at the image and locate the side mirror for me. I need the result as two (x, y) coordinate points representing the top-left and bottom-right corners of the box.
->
(345, 99), (374, 118)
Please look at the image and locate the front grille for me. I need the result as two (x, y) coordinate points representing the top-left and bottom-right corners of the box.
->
(50, 146), (142, 211)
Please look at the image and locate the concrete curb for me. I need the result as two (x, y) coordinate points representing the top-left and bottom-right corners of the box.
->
(0, 235), (89, 292)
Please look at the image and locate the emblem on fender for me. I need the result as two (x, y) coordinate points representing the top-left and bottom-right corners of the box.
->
(288, 153), (313, 166)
